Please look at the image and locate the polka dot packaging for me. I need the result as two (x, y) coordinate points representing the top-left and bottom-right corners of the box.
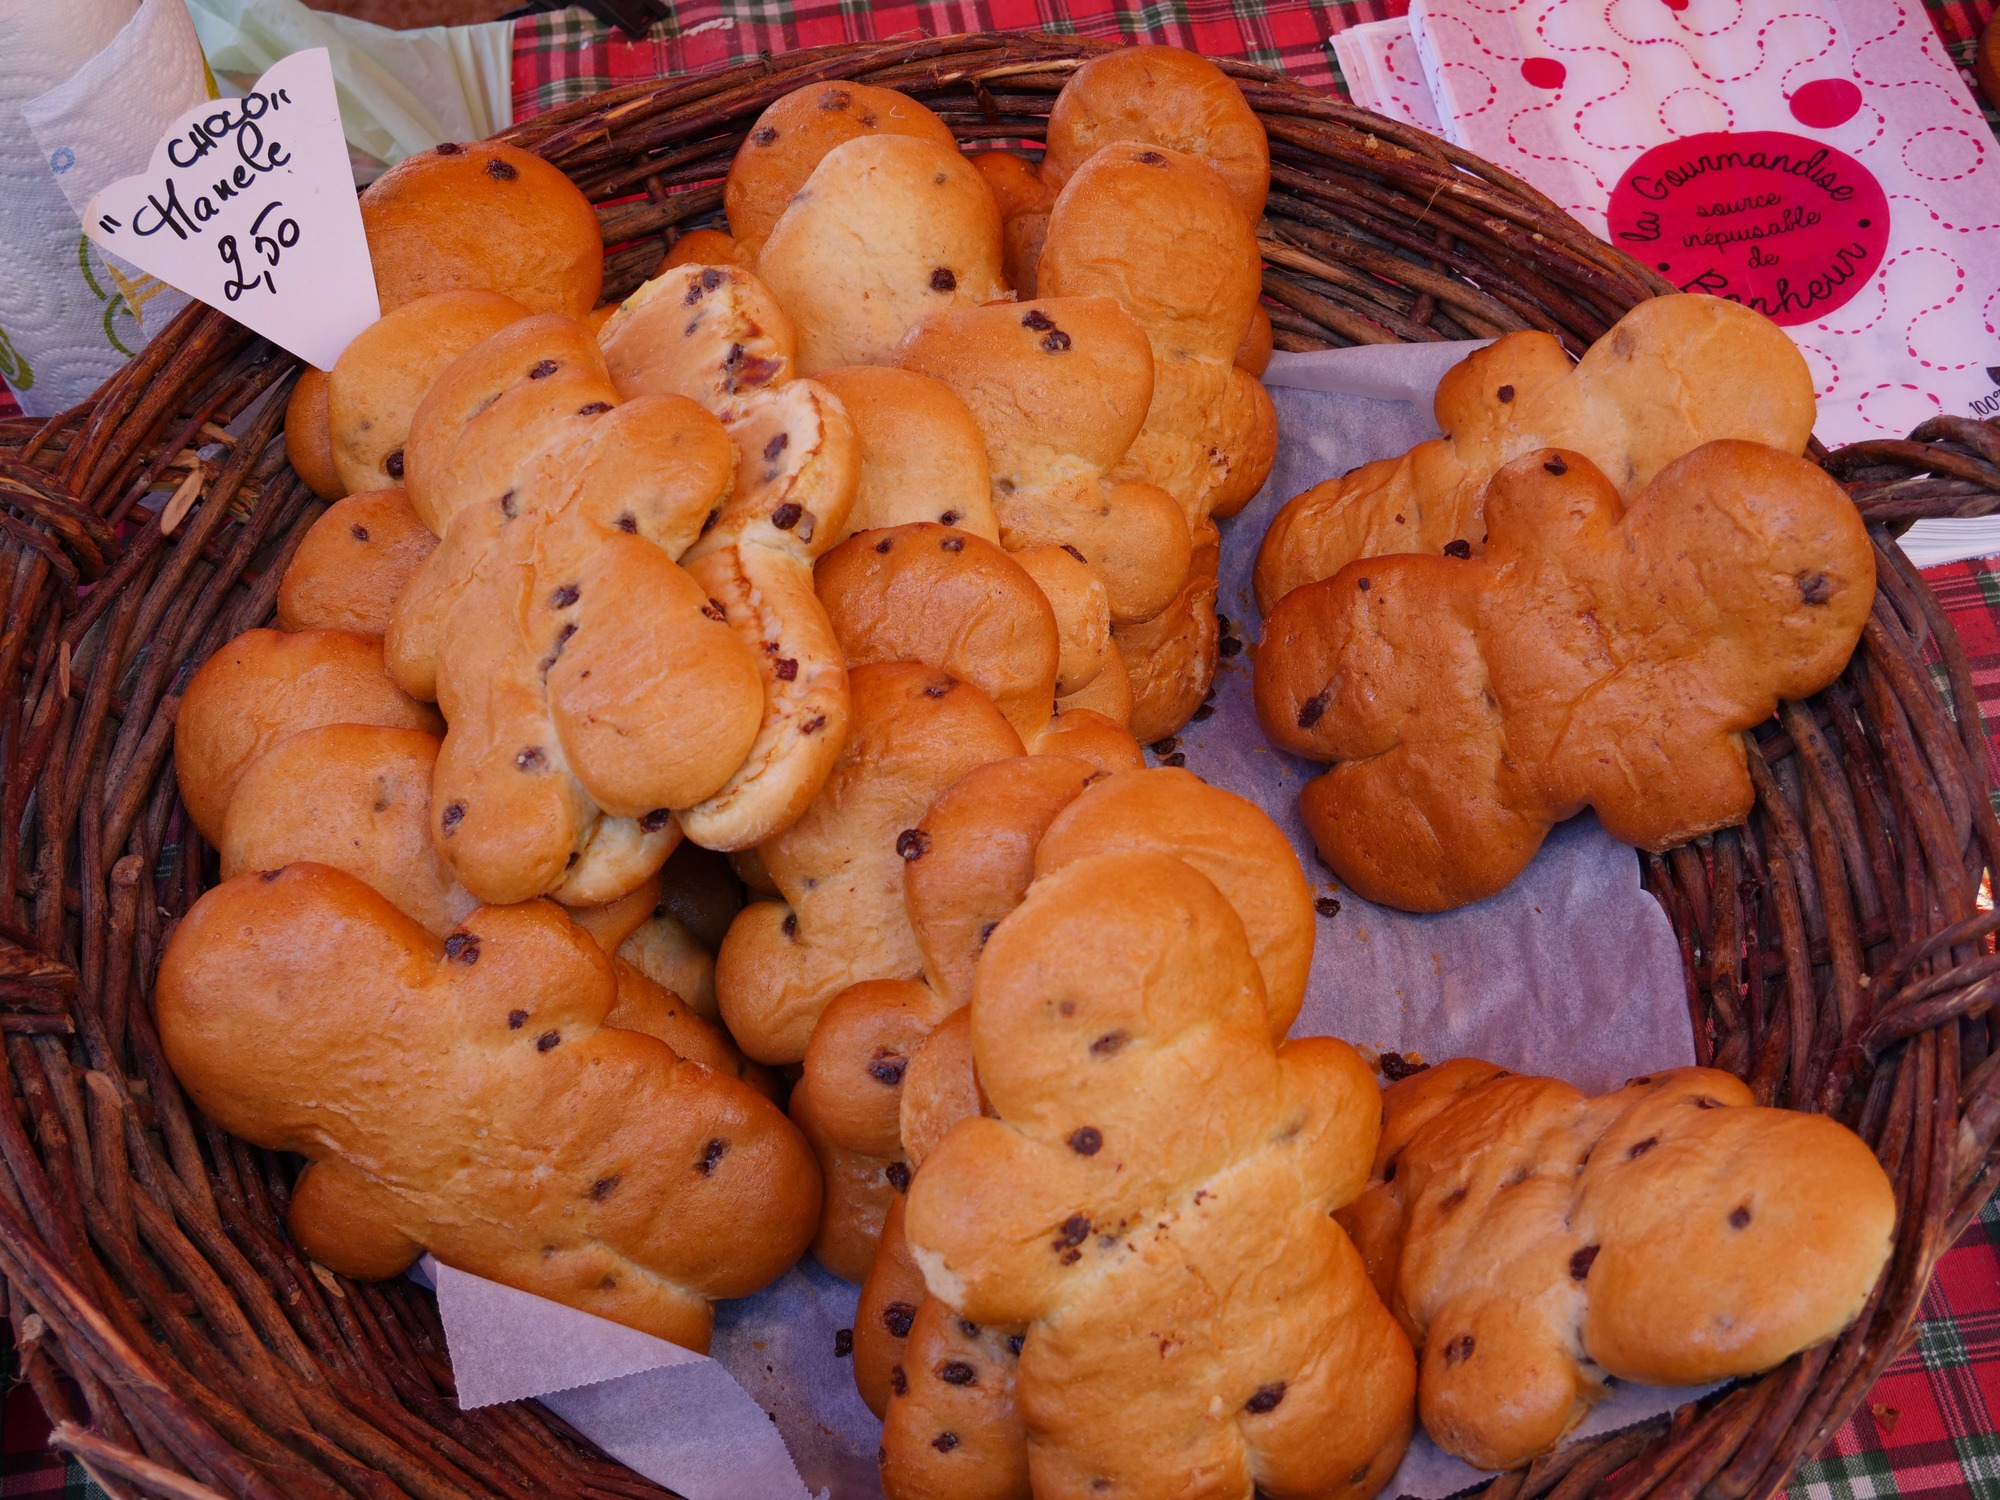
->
(1404, 0), (2000, 444)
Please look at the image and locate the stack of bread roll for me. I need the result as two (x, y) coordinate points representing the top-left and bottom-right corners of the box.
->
(148, 45), (1905, 1500)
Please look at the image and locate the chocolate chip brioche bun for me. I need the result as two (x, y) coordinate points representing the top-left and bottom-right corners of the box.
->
(360, 140), (603, 317)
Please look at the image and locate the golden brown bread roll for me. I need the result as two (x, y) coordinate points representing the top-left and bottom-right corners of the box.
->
(881, 1298), (1032, 1500)
(813, 366), (1000, 544)
(791, 1074), (904, 1284)
(360, 140), (603, 317)
(385, 315), (765, 904)
(727, 83), (960, 260)
(276, 488), (436, 637)
(759, 135), (1008, 374)
(903, 754), (1102, 1011)
(971, 150), (1053, 298)
(903, 852), (1414, 1498)
(1041, 46), (1271, 224)
(1054, 636), (1134, 725)
(603, 840), (743, 1019)
(328, 290), (530, 500)
(175, 627), (441, 845)
(1041, 143), (1274, 530)
(1236, 302), (1274, 377)
(900, 1005), (987, 1172)
(157, 863), (819, 1350)
(220, 722), (472, 937)
(713, 662), (1024, 1066)
(1037, 764), (1313, 1036)
(285, 368), (342, 500)
(1337, 1060), (1897, 1471)
(1113, 516), (1219, 742)
(1254, 441), (1875, 912)
(899, 296), (1191, 627)
(604, 957), (775, 1100)
(855, 1194), (931, 1417)
(1007, 543), (1111, 699)
(676, 380), (858, 850)
(1253, 294), (1820, 613)
(599, 262), (795, 411)
(599, 264), (859, 852)
(657, 226), (751, 274)
(816, 523), (1142, 766)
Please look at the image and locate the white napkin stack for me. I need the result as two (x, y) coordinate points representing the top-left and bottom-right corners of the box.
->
(0, 0), (209, 417)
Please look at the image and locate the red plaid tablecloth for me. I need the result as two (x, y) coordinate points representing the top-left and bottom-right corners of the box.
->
(6, 2), (2000, 1495)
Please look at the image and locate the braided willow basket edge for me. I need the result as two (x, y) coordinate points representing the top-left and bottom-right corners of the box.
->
(0, 31), (1996, 1500)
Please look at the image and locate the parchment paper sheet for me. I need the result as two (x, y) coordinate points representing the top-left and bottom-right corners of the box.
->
(425, 341), (1710, 1500)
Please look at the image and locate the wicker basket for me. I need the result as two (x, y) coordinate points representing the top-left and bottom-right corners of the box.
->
(4, 32), (1999, 1500)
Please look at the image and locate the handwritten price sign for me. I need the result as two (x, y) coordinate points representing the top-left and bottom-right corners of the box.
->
(83, 48), (378, 370)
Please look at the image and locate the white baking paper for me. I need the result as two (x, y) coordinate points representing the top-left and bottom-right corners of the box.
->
(83, 48), (379, 372)
(422, 341), (1710, 1500)
(0, 0), (208, 416)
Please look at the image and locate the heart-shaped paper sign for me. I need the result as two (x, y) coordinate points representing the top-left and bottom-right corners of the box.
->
(83, 48), (378, 371)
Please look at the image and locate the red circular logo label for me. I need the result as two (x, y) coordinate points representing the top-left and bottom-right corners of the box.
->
(1607, 129), (1890, 326)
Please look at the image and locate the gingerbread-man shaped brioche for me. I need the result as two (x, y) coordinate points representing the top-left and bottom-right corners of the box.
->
(276, 488), (437, 638)
(158, 863), (819, 1351)
(904, 851), (1414, 1498)
(598, 261), (860, 851)
(813, 366), (1000, 544)
(385, 314), (765, 905)
(714, 661), (1025, 1066)
(754, 130), (1006, 374)
(175, 626), (441, 845)
(815, 522), (1142, 765)
(1040, 143), (1274, 530)
(1338, 1060), (1896, 1472)
(1039, 144), (1275, 738)
(898, 296), (1191, 629)
(1253, 294), (1818, 613)
(217, 723), (770, 1094)
(974, 44), (1269, 302)
(797, 758), (1318, 1284)
(725, 83), (961, 262)
(1256, 440), (1874, 912)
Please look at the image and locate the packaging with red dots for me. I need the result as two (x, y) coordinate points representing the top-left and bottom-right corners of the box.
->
(1393, 0), (2000, 448)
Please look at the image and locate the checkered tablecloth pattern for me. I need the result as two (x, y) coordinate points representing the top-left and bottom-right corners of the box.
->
(6, 2), (2000, 1495)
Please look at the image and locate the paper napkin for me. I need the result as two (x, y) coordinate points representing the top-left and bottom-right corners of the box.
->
(0, 0), (208, 417)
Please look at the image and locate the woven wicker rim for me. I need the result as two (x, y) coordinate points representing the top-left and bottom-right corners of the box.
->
(1, 31), (1997, 1500)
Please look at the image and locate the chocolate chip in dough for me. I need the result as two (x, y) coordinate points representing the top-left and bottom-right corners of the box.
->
(350, 524), (370, 542)
(507, 1010), (528, 1029)
(1444, 1334), (1475, 1365)
(771, 502), (803, 530)
(529, 359), (559, 380)
(1068, 1127), (1103, 1156)
(885, 1161), (912, 1193)
(1297, 692), (1329, 729)
(441, 801), (466, 833)
(695, 1138), (729, 1175)
(1729, 1203), (1752, 1229)
(435, 142), (463, 155)
(485, 157), (517, 181)
(868, 1053), (908, 1086)
(1497, 384), (1515, 403)
(890, 1364), (908, 1395)
(938, 1361), (977, 1386)
(1544, 456), (1568, 476)
(385, 449), (405, 479)
(884, 1302), (917, 1338)
(1628, 1136), (1658, 1160)
(1569, 1244), (1600, 1280)
(1244, 1382), (1286, 1414)
(443, 933), (480, 964)
(752, 126), (778, 146)
(930, 267), (958, 293)
(1443, 539), (1472, 559)
(931, 1433), (959, 1454)
(896, 829), (930, 860)
(537, 1031), (561, 1052)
